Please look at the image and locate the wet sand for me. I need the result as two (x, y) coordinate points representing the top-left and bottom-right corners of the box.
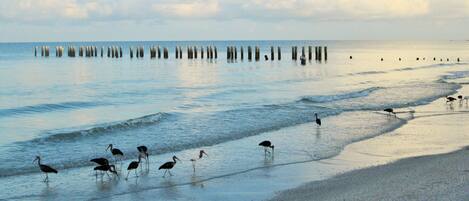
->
(271, 87), (469, 201)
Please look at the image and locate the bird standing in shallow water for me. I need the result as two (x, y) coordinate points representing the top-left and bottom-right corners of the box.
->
(315, 113), (321, 127)
(33, 156), (58, 182)
(446, 96), (457, 104)
(94, 164), (118, 179)
(384, 108), (396, 116)
(106, 144), (124, 162)
(137, 145), (149, 163)
(159, 156), (180, 177)
(126, 155), (142, 180)
(90, 157), (109, 166)
(190, 150), (208, 173)
(259, 140), (274, 156)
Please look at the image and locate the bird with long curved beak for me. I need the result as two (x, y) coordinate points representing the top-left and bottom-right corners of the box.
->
(106, 144), (124, 163)
(190, 150), (208, 173)
(159, 156), (181, 177)
(33, 156), (58, 182)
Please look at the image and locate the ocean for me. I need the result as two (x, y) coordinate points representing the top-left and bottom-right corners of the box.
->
(0, 40), (468, 200)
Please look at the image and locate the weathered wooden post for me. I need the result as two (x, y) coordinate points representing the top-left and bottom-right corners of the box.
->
(270, 46), (274, 60)
(140, 47), (144, 58)
(248, 46), (252, 61)
(130, 47), (134, 58)
(240, 47), (244, 60)
(34, 47), (37, 57)
(194, 46), (198, 59)
(227, 46), (230, 60)
(308, 46), (312, 60)
(277, 46), (281, 60)
(324, 46), (328, 61)
(164, 47), (168, 59)
(175, 46), (179, 59)
(158, 46), (161, 59)
(318, 46), (322, 61)
(214, 46), (218, 59)
(302, 46), (305, 58)
(119, 47), (123, 58)
(200, 46), (204, 59)
(255, 46), (260, 61)
(234, 47), (237, 60)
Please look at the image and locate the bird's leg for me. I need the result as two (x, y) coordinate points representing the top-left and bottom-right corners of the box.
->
(192, 161), (196, 173)
(135, 169), (138, 177)
(163, 170), (167, 177)
(45, 173), (49, 182)
(125, 170), (130, 180)
(106, 171), (110, 178)
(169, 170), (173, 176)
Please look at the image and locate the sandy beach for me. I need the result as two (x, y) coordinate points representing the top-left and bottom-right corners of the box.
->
(272, 87), (469, 201)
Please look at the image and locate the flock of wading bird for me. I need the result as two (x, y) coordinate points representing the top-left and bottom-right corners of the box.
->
(33, 92), (467, 183)
(33, 113), (323, 183)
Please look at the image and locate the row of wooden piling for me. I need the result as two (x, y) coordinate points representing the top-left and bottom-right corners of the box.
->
(291, 46), (327, 61)
(34, 45), (328, 62)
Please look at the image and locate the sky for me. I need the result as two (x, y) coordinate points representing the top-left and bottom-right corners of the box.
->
(1, 0), (469, 42)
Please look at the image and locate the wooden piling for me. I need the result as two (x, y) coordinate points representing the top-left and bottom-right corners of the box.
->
(270, 46), (274, 60)
(240, 47), (244, 60)
(201, 46), (204, 59)
(248, 46), (252, 61)
(308, 46), (312, 60)
(318, 46), (322, 61)
(234, 47), (237, 60)
(194, 46), (198, 59)
(277, 46), (281, 60)
(214, 46), (218, 59)
(324, 46), (327, 61)
(130, 47), (134, 58)
(255, 46), (260, 61)
(158, 46), (161, 59)
(163, 47), (168, 59)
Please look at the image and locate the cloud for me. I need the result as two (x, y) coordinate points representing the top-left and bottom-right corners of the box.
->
(0, 0), (469, 24)
(152, 0), (220, 18)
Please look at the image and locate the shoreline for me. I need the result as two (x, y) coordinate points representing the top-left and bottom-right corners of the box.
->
(1, 86), (468, 200)
(271, 147), (469, 201)
(270, 87), (469, 200)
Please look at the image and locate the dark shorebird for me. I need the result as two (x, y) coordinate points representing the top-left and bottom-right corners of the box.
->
(125, 155), (142, 180)
(384, 108), (395, 115)
(159, 156), (180, 177)
(259, 140), (274, 155)
(106, 144), (124, 161)
(446, 96), (457, 104)
(94, 164), (118, 178)
(137, 145), (149, 162)
(90, 157), (109, 166)
(458, 95), (469, 103)
(33, 156), (58, 182)
(315, 113), (321, 127)
(190, 150), (208, 173)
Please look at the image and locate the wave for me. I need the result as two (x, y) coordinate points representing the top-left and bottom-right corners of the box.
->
(33, 112), (170, 143)
(0, 101), (105, 117)
(440, 70), (469, 80)
(300, 87), (381, 103)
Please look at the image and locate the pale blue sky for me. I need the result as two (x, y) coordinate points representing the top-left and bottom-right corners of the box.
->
(1, 0), (469, 42)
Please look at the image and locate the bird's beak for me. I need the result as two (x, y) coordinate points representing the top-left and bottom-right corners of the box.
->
(33, 158), (37, 163)
(203, 152), (209, 157)
(176, 157), (181, 162)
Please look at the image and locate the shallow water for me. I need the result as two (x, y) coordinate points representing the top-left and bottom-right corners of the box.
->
(0, 41), (469, 199)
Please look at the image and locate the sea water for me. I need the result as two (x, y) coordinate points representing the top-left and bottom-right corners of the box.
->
(0, 40), (468, 200)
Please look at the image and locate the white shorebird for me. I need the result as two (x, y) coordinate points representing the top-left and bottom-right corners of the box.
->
(190, 150), (208, 173)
